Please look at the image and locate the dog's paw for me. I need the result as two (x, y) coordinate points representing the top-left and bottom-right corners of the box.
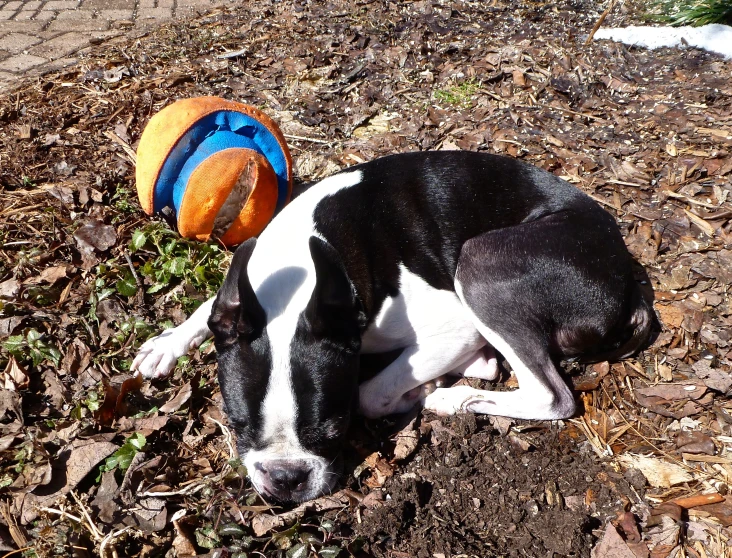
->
(360, 381), (444, 418)
(423, 386), (483, 416)
(131, 329), (191, 379)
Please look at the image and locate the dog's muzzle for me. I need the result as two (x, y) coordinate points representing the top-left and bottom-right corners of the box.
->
(251, 458), (330, 502)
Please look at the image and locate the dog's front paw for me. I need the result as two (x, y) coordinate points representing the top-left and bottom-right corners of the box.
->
(131, 329), (191, 379)
(359, 382), (440, 418)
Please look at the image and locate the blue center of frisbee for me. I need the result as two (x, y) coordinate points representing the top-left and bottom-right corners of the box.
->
(154, 110), (289, 214)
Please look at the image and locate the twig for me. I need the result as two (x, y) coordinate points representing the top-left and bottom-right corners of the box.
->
(1, 548), (33, 558)
(672, 493), (725, 508)
(585, 0), (617, 45)
(587, 193), (621, 212)
(1, 203), (46, 217)
(103, 130), (138, 166)
(216, 48), (247, 59)
(599, 382), (724, 481)
(283, 133), (333, 144)
(666, 191), (722, 210)
(605, 179), (648, 188)
(684, 209), (716, 237)
(138, 468), (231, 498)
(70, 491), (103, 541)
(0, 500), (27, 549)
(99, 526), (133, 558)
(515, 103), (609, 122)
(38, 507), (84, 524)
(124, 251), (142, 286)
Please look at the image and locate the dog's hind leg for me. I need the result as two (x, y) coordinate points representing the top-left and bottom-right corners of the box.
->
(425, 210), (640, 420)
(423, 325), (575, 420)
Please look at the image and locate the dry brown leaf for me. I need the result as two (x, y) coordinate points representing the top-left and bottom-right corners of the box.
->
(393, 417), (420, 462)
(172, 518), (197, 557)
(0, 316), (25, 339)
(654, 305), (685, 329)
(13, 439), (118, 524)
(512, 69), (526, 87)
(250, 492), (350, 536)
(617, 454), (693, 488)
(675, 430), (716, 455)
(635, 380), (707, 402)
(646, 515), (680, 556)
(0, 279), (20, 300)
(160, 382), (193, 414)
(3, 357), (28, 391)
(37, 265), (70, 285)
(591, 523), (637, 558)
(95, 374), (143, 426)
(117, 415), (169, 435)
(691, 360), (732, 393)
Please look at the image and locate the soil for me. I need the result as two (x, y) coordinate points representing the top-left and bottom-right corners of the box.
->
(348, 414), (628, 558)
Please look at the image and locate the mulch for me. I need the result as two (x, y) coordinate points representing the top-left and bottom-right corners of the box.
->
(1, 0), (731, 557)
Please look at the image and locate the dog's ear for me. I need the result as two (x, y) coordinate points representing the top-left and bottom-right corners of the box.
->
(305, 236), (364, 342)
(208, 238), (265, 344)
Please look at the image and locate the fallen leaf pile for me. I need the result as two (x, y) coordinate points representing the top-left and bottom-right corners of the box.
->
(0, 0), (731, 556)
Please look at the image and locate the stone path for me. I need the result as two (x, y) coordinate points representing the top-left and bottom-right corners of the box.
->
(0, 0), (223, 93)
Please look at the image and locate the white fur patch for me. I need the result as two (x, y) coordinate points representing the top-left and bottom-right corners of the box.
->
(245, 169), (363, 481)
(359, 265), (485, 417)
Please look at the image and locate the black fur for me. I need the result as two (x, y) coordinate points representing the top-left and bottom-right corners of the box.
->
(311, 151), (593, 319)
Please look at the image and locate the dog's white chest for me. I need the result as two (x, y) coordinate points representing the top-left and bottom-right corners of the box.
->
(361, 265), (477, 353)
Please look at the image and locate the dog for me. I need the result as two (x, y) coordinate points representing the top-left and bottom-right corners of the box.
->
(132, 151), (653, 503)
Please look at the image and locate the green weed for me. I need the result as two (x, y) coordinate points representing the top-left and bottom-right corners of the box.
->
(111, 184), (138, 215)
(97, 432), (146, 479)
(434, 78), (481, 107)
(646, 0), (732, 26)
(130, 223), (228, 312)
(2, 329), (61, 367)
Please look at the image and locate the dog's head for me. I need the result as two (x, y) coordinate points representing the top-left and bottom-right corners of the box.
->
(208, 237), (364, 503)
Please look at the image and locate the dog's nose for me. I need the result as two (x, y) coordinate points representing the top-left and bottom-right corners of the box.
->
(258, 461), (313, 498)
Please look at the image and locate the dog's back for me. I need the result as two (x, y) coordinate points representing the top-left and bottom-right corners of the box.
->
(254, 151), (610, 313)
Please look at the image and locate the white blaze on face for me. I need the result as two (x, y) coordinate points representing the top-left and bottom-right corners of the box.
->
(242, 170), (364, 497)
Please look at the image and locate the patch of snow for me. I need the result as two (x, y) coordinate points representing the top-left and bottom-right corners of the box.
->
(594, 24), (732, 59)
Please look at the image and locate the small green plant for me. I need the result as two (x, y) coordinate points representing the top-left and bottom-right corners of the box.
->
(2, 329), (61, 367)
(98, 432), (146, 479)
(111, 184), (137, 215)
(646, 0), (732, 26)
(195, 525), (221, 550)
(130, 223), (228, 311)
(434, 78), (481, 107)
(84, 390), (102, 413)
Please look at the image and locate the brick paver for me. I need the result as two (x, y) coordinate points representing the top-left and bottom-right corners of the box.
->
(0, 0), (225, 93)
(0, 52), (46, 72)
(0, 32), (41, 52)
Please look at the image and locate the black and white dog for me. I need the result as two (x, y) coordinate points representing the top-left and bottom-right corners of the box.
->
(132, 151), (653, 503)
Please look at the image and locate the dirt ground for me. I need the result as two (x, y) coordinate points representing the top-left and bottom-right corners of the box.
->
(1, 0), (732, 557)
(349, 414), (631, 558)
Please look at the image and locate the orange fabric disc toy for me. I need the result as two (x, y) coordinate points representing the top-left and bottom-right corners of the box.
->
(135, 97), (293, 246)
